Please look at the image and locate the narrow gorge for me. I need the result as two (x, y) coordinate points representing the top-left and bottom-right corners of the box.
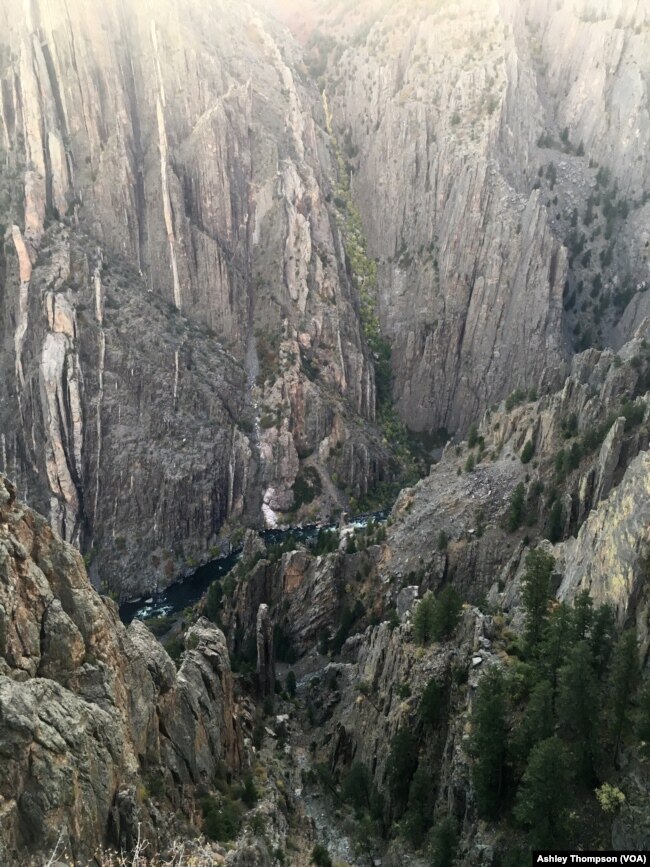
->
(0, 0), (649, 865)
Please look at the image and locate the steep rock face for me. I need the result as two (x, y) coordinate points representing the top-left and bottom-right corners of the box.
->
(309, 609), (500, 866)
(0, 0), (396, 594)
(225, 544), (358, 658)
(0, 475), (241, 863)
(557, 450), (650, 658)
(284, 0), (649, 432)
(0, 229), (251, 597)
(383, 333), (650, 607)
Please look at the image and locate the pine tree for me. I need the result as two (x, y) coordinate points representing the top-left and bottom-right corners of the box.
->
(521, 440), (534, 464)
(430, 816), (458, 867)
(589, 603), (615, 679)
(511, 679), (554, 772)
(608, 629), (640, 758)
(572, 589), (594, 641)
(403, 764), (434, 847)
(539, 602), (574, 704)
(507, 482), (526, 532)
(557, 641), (599, 782)
(514, 737), (572, 849)
(521, 549), (555, 653)
(386, 729), (419, 815)
(311, 844), (333, 867)
(419, 677), (444, 728)
(469, 667), (508, 818)
(432, 585), (462, 641)
(413, 591), (436, 645)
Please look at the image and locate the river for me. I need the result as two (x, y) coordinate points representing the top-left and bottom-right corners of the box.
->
(119, 509), (390, 624)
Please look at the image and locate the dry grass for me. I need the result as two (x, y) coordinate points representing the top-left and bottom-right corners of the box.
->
(46, 827), (225, 867)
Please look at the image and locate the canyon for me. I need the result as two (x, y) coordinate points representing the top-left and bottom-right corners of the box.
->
(0, 0), (649, 864)
(0, 0), (647, 596)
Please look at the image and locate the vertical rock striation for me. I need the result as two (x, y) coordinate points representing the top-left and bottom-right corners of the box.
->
(0, 0), (396, 595)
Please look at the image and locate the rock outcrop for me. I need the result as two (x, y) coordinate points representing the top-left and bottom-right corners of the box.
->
(557, 450), (650, 658)
(277, 0), (649, 432)
(0, 475), (241, 864)
(256, 603), (275, 698)
(0, 0), (401, 596)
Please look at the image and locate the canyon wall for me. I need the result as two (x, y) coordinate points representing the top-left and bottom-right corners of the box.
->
(0, 0), (395, 595)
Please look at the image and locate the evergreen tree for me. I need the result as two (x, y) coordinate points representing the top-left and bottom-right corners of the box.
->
(352, 816), (377, 863)
(608, 629), (640, 758)
(514, 737), (573, 849)
(507, 482), (526, 532)
(311, 844), (332, 867)
(430, 816), (458, 867)
(432, 585), (462, 641)
(511, 679), (554, 772)
(589, 604), (616, 679)
(521, 549), (555, 654)
(521, 441), (534, 464)
(469, 667), (508, 818)
(403, 765), (435, 847)
(386, 729), (419, 815)
(539, 602), (574, 705)
(241, 774), (259, 807)
(419, 677), (444, 728)
(413, 592), (437, 645)
(572, 590), (594, 641)
(342, 762), (371, 814)
(636, 680), (650, 758)
(557, 641), (599, 781)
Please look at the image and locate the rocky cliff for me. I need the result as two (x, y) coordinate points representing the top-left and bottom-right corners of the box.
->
(0, 0), (404, 596)
(0, 474), (242, 864)
(2, 0), (648, 596)
(277, 0), (650, 432)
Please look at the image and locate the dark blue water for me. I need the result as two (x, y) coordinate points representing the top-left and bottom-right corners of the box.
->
(119, 509), (390, 624)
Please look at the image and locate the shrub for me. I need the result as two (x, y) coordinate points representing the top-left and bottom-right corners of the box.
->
(201, 795), (242, 842)
(595, 783), (626, 814)
(311, 844), (332, 867)
(521, 441), (534, 464)
(241, 775), (258, 808)
(293, 467), (322, 508)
